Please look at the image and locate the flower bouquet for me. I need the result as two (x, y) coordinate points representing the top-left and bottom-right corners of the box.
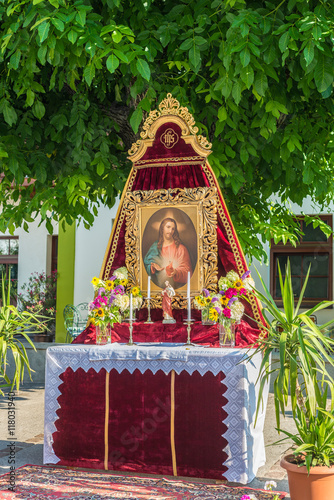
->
(194, 270), (253, 346)
(215, 270), (253, 346)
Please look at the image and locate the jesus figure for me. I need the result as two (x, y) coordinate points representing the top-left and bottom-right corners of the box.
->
(143, 217), (193, 289)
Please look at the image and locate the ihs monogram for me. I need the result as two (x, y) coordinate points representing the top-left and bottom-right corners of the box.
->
(161, 128), (179, 149)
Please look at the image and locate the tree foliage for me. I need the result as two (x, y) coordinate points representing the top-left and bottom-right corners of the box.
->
(0, 0), (334, 261)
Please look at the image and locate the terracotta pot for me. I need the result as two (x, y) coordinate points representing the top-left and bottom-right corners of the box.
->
(281, 454), (334, 500)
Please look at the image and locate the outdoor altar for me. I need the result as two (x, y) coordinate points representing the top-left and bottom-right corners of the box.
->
(44, 95), (269, 483)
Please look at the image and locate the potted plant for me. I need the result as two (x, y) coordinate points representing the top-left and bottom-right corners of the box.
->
(0, 275), (48, 394)
(249, 261), (334, 500)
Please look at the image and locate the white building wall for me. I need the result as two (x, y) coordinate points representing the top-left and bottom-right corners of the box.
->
(73, 200), (120, 306)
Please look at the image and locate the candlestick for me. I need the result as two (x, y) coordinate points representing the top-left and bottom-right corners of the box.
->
(147, 276), (151, 299)
(187, 272), (190, 298)
(145, 297), (153, 324)
(127, 319), (136, 346)
(183, 318), (195, 346)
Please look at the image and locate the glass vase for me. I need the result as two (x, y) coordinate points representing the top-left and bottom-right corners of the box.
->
(96, 323), (111, 345)
(201, 308), (215, 325)
(218, 319), (235, 347)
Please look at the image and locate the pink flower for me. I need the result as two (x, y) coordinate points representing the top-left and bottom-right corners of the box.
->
(223, 307), (231, 318)
(240, 495), (251, 500)
(239, 288), (247, 295)
(225, 288), (238, 299)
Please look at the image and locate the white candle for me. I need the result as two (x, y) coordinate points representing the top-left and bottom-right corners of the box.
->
(147, 276), (151, 299)
(187, 272), (191, 320)
(129, 292), (133, 321)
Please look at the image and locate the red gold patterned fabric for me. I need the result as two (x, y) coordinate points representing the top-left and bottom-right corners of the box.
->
(0, 465), (287, 499)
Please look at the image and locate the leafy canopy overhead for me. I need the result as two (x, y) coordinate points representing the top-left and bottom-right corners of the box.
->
(0, 0), (334, 261)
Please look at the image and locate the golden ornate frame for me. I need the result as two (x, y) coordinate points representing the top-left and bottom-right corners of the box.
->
(124, 187), (218, 309)
(128, 93), (212, 162)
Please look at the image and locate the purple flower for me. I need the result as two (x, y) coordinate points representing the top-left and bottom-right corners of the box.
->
(109, 294), (116, 305)
(211, 297), (219, 303)
(228, 296), (238, 307)
(98, 287), (105, 296)
(114, 284), (124, 294)
(202, 288), (210, 297)
(241, 270), (250, 280)
(110, 275), (117, 281)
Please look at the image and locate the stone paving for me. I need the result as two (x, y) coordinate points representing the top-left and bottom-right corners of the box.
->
(0, 382), (292, 497)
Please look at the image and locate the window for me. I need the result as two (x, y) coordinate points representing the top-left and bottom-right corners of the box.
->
(0, 236), (19, 301)
(270, 215), (333, 307)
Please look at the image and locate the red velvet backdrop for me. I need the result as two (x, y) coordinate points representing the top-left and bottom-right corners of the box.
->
(75, 120), (266, 346)
(52, 367), (229, 479)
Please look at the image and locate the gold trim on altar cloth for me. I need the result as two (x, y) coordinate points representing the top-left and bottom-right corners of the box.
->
(128, 94), (212, 163)
(104, 371), (110, 470)
(124, 187), (218, 309)
(170, 369), (177, 476)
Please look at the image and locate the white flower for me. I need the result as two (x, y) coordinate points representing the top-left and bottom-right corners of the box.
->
(114, 294), (129, 313)
(243, 276), (255, 291)
(264, 480), (277, 491)
(226, 270), (240, 283)
(218, 277), (232, 290)
(133, 296), (143, 310)
(230, 300), (244, 321)
(113, 266), (128, 280)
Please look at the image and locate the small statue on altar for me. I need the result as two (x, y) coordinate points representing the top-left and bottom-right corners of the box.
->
(161, 280), (176, 324)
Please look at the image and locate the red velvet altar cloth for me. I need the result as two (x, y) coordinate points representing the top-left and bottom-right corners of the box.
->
(72, 317), (260, 347)
(52, 367), (229, 479)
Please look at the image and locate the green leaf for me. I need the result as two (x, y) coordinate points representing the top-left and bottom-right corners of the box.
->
(38, 21), (50, 44)
(106, 54), (120, 74)
(240, 66), (254, 89)
(130, 107), (143, 134)
(68, 30), (79, 44)
(303, 41), (315, 67)
(218, 106), (227, 121)
(180, 38), (193, 51)
(76, 10), (86, 27)
(26, 89), (35, 106)
(136, 59), (151, 81)
(3, 102), (17, 126)
(189, 44), (201, 70)
(84, 63), (95, 86)
(240, 47), (250, 67)
(51, 18), (64, 32)
(9, 50), (21, 70)
(232, 79), (243, 105)
(113, 49), (128, 63)
(254, 72), (268, 96)
(279, 32), (290, 53)
(314, 53), (334, 93)
(32, 100), (45, 119)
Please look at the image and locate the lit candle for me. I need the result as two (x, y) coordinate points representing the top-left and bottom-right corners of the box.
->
(129, 292), (133, 321)
(147, 276), (151, 299)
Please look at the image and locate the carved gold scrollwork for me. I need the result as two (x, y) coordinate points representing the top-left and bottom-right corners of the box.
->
(124, 187), (218, 309)
(128, 94), (212, 160)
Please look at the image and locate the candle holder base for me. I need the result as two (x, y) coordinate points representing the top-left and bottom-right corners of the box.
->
(183, 319), (195, 347)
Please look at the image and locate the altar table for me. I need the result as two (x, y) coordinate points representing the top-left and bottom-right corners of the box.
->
(44, 343), (268, 484)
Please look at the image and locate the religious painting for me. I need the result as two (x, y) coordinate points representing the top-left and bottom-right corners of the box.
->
(141, 206), (198, 292)
(124, 187), (218, 309)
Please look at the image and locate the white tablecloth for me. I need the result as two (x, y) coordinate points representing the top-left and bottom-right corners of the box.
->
(44, 343), (268, 483)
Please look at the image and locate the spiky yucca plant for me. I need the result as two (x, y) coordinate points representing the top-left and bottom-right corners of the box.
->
(250, 260), (334, 471)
